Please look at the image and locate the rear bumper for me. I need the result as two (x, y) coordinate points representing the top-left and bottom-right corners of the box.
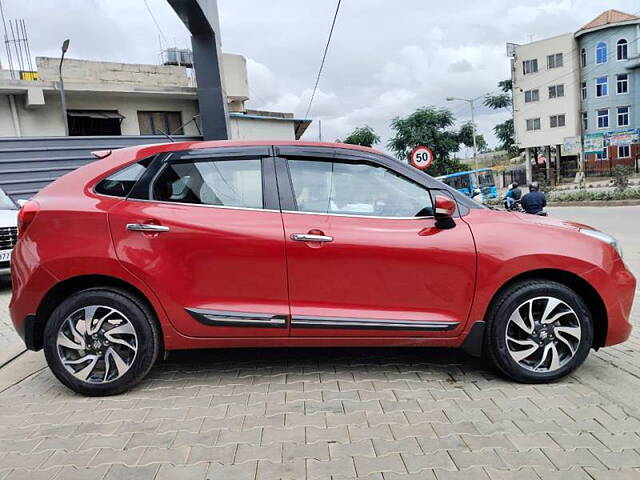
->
(9, 241), (59, 351)
(583, 258), (636, 347)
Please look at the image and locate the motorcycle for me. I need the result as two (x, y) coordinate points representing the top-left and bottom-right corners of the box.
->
(504, 199), (524, 212)
(504, 199), (548, 216)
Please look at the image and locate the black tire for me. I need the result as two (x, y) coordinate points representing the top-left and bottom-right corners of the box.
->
(43, 287), (161, 396)
(485, 280), (593, 383)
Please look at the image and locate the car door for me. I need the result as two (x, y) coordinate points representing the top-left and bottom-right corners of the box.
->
(108, 146), (290, 338)
(276, 148), (477, 338)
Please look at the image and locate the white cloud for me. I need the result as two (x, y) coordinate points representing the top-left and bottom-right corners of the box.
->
(2, 0), (638, 153)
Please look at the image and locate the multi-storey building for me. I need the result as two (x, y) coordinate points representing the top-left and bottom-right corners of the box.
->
(510, 9), (640, 182)
(511, 33), (581, 182)
(576, 10), (640, 171)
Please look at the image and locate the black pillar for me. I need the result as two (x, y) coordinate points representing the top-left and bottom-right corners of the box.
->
(167, 0), (229, 140)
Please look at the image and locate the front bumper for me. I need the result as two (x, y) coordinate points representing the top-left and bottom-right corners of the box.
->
(583, 258), (636, 347)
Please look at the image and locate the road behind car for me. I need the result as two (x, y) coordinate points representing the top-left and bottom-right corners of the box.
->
(0, 206), (637, 479)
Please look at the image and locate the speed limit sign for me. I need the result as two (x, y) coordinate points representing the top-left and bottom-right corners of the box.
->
(409, 146), (433, 170)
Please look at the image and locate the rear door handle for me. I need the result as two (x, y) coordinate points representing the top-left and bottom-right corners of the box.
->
(291, 233), (333, 242)
(126, 223), (170, 233)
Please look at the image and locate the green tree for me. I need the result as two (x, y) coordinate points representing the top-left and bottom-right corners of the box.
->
(387, 107), (469, 177)
(484, 79), (517, 155)
(338, 125), (380, 147)
(457, 121), (489, 153)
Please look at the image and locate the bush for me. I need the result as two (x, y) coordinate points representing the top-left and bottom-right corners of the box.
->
(552, 188), (640, 202)
(611, 165), (633, 191)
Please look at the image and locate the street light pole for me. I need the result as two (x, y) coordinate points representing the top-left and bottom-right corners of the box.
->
(59, 39), (70, 136)
(469, 98), (478, 174)
(446, 95), (480, 174)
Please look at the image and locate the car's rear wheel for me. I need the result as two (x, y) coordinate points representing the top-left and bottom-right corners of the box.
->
(43, 288), (161, 396)
(485, 280), (593, 383)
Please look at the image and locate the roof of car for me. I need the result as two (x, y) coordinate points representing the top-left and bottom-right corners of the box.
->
(128, 140), (386, 161)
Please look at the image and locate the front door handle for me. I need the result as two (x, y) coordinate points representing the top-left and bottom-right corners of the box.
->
(291, 233), (333, 242)
(126, 223), (170, 233)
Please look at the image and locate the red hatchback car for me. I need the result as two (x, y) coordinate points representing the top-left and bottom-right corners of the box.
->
(10, 141), (636, 395)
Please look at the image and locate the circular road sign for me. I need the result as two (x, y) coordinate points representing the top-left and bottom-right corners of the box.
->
(409, 146), (433, 170)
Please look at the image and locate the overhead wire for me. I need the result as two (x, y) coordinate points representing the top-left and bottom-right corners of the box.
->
(304, 0), (342, 119)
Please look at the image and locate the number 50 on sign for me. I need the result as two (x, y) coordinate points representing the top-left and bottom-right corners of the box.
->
(409, 146), (433, 170)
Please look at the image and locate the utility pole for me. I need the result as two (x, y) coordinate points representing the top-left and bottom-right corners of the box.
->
(447, 95), (480, 173)
(469, 98), (478, 172)
(59, 39), (70, 136)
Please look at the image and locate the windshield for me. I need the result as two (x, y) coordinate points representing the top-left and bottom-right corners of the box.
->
(477, 171), (495, 187)
(0, 188), (16, 210)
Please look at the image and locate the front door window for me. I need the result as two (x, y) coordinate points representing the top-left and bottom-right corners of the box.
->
(288, 160), (433, 218)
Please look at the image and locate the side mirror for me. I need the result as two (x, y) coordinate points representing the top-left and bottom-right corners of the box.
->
(16, 199), (28, 207)
(434, 195), (456, 229)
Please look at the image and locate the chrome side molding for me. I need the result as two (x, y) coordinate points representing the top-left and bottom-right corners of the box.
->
(186, 308), (287, 328)
(291, 316), (459, 331)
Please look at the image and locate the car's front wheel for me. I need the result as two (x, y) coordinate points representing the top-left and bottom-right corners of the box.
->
(485, 280), (593, 383)
(43, 287), (161, 396)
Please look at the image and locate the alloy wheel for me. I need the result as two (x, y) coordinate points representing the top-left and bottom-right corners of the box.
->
(505, 296), (581, 373)
(56, 305), (138, 384)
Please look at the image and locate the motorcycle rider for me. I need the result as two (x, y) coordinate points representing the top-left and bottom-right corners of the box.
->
(521, 182), (547, 214)
(505, 182), (522, 209)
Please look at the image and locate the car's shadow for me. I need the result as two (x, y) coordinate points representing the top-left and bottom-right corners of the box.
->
(142, 346), (498, 386)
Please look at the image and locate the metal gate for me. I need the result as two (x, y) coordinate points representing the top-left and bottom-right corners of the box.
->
(0, 135), (201, 201)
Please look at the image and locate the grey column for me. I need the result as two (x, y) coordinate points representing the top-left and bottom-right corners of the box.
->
(556, 144), (562, 184)
(544, 145), (551, 183)
(167, 0), (229, 140)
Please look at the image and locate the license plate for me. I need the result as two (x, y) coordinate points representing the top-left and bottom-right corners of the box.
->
(0, 250), (11, 262)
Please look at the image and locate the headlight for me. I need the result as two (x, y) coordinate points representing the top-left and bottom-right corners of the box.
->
(579, 229), (623, 258)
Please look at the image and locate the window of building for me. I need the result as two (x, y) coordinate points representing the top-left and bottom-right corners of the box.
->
(617, 74), (629, 94)
(617, 106), (630, 126)
(595, 76), (608, 97)
(547, 53), (563, 69)
(524, 89), (539, 103)
(550, 114), (566, 128)
(153, 159), (263, 209)
(581, 112), (588, 131)
(526, 118), (541, 131)
(595, 149), (608, 160)
(288, 160), (433, 217)
(95, 158), (151, 197)
(617, 39), (628, 60)
(596, 41), (607, 64)
(580, 48), (586, 67)
(548, 84), (565, 99)
(138, 111), (184, 136)
(67, 110), (124, 136)
(522, 59), (538, 75)
(618, 145), (630, 158)
(597, 109), (609, 129)
(581, 81), (587, 100)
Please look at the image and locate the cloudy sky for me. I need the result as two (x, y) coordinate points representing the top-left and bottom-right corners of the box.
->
(1, 0), (638, 154)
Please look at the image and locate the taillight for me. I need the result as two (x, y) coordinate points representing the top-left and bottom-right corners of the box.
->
(17, 200), (39, 237)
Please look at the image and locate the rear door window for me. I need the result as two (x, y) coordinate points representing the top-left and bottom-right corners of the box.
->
(153, 159), (263, 209)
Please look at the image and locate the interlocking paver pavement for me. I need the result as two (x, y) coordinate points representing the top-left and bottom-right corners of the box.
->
(0, 206), (638, 479)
